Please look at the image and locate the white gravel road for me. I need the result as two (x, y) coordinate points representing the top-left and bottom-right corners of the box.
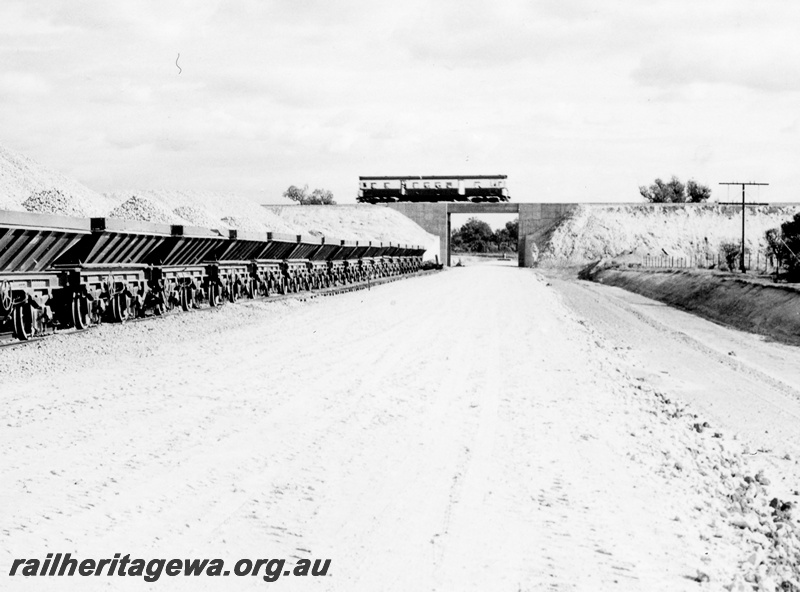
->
(2, 263), (799, 591)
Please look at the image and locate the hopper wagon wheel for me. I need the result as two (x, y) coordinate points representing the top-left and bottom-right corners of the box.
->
(228, 279), (241, 303)
(179, 286), (194, 312)
(245, 278), (256, 299)
(110, 292), (130, 323)
(0, 281), (11, 315)
(131, 293), (144, 318)
(195, 284), (206, 304)
(71, 293), (91, 330)
(154, 292), (172, 316)
(208, 283), (222, 307)
(12, 301), (35, 341)
(164, 291), (176, 312)
(154, 296), (166, 316)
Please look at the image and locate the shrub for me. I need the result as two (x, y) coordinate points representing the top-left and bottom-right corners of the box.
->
(719, 241), (748, 271)
(780, 213), (800, 274)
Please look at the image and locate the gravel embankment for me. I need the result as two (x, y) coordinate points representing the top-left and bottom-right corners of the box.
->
(542, 204), (800, 267)
(579, 264), (800, 347)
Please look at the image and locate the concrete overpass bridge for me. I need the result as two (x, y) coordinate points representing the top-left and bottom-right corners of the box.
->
(386, 202), (580, 267)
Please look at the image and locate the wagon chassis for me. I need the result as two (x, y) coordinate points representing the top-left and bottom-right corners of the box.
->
(0, 211), (427, 342)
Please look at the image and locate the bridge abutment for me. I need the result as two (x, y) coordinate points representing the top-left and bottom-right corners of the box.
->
(386, 203), (580, 267)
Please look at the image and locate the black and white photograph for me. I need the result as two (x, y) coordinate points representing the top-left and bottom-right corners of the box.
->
(2, 1), (800, 590)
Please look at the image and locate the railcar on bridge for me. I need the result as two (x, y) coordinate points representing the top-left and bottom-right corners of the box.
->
(357, 175), (509, 204)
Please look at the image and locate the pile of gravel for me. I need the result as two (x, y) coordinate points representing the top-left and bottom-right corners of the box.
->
(173, 205), (228, 229)
(105, 189), (299, 234)
(220, 216), (267, 233)
(0, 142), (118, 215)
(266, 204), (438, 247)
(109, 195), (190, 225)
(22, 188), (89, 217)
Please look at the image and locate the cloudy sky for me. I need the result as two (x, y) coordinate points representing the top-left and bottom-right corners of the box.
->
(0, 0), (797, 204)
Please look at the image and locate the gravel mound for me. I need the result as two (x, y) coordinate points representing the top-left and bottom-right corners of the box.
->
(267, 205), (436, 246)
(22, 188), (90, 218)
(542, 204), (800, 265)
(105, 189), (298, 234)
(0, 142), (117, 215)
(173, 206), (228, 230)
(109, 195), (191, 225)
(220, 216), (268, 233)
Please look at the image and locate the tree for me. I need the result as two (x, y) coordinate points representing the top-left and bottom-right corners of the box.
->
(686, 179), (712, 203)
(307, 188), (336, 205)
(765, 228), (786, 270)
(779, 213), (800, 274)
(493, 219), (519, 251)
(639, 176), (686, 203)
(451, 218), (495, 253)
(719, 241), (743, 271)
(283, 185), (309, 204)
(282, 185), (336, 205)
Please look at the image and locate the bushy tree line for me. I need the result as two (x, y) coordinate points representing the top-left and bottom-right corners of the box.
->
(639, 176), (711, 203)
(765, 213), (800, 277)
(283, 185), (336, 205)
(451, 218), (518, 253)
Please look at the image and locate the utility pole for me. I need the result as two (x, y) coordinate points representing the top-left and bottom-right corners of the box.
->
(718, 182), (769, 273)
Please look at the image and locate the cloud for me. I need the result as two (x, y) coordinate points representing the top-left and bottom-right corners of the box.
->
(633, 46), (800, 93)
(1, 0), (800, 205)
(0, 72), (51, 97)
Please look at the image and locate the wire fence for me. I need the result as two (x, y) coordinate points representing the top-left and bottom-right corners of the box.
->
(641, 252), (779, 274)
